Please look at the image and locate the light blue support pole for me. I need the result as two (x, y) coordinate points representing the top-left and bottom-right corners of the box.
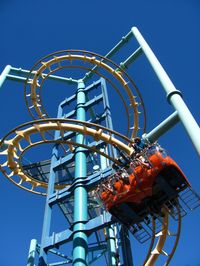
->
(10, 67), (78, 84)
(119, 46), (143, 70)
(73, 80), (88, 266)
(39, 145), (59, 266)
(39, 105), (63, 266)
(6, 75), (27, 83)
(0, 65), (11, 88)
(83, 31), (133, 82)
(131, 27), (200, 156)
(143, 111), (180, 143)
(27, 239), (37, 266)
(100, 149), (117, 266)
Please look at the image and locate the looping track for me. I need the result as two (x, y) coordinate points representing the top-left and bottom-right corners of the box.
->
(0, 49), (182, 265)
(0, 119), (134, 195)
(24, 50), (146, 138)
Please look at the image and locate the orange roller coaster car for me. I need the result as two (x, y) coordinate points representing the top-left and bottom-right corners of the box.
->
(95, 142), (196, 238)
(100, 144), (189, 209)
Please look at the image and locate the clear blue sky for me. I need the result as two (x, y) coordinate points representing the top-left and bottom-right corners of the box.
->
(0, 1), (200, 265)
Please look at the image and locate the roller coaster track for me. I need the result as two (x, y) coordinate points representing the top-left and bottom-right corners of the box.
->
(0, 50), (182, 265)
(0, 119), (134, 195)
(143, 209), (181, 266)
(24, 50), (146, 138)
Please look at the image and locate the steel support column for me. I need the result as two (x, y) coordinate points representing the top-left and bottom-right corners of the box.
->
(39, 145), (59, 266)
(100, 149), (117, 266)
(73, 80), (88, 266)
(39, 105), (63, 266)
(27, 239), (37, 266)
(132, 26), (200, 156)
(143, 111), (180, 143)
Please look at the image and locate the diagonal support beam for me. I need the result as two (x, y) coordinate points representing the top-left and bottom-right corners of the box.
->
(142, 111), (180, 143)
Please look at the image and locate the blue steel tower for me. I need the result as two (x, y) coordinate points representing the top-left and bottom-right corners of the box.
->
(0, 27), (200, 266)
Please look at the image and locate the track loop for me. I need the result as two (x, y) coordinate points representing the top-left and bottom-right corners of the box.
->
(0, 119), (134, 195)
(24, 50), (146, 138)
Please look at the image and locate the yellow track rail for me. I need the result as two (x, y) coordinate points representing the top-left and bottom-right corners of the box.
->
(0, 119), (133, 195)
(24, 50), (146, 138)
(143, 209), (181, 266)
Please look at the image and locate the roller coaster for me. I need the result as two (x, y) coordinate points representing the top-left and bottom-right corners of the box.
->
(0, 27), (200, 266)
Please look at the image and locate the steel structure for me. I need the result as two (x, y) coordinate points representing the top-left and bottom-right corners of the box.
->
(0, 27), (200, 266)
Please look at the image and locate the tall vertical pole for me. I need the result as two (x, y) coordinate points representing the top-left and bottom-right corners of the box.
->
(101, 79), (118, 265)
(39, 105), (63, 266)
(39, 145), (59, 265)
(131, 27), (200, 156)
(73, 80), (88, 266)
(100, 149), (117, 266)
(27, 239), (37, 266)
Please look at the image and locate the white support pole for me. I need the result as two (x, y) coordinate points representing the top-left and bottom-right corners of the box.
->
(132, 27), (200, 156)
